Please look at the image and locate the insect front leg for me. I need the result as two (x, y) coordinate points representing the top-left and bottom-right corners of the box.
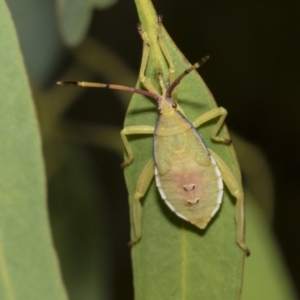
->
(129, 158), (155, 245)
(156, 16), (178, 99)
(209, 149), (250, 256)
(120, 125), (155, 167)
(192, 107), (231, 144)
(137, 23), (160, 94)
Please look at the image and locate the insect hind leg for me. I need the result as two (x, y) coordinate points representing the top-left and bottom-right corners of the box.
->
(209, 149), (250, 256)
(128, 158), (155, 246)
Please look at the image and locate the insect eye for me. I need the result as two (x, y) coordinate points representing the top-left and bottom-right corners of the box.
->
(172, 102), (177, 108)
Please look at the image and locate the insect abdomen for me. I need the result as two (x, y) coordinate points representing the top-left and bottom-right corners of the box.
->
(155, 152), (223, 229)
(154, 113), (223, 229)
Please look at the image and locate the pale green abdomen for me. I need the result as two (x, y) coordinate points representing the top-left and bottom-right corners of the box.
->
(155, 152), (223, 229)
(154, 112), (223, 229)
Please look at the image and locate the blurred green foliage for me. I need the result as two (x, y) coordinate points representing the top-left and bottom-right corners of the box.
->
(0, 1), (67, 299)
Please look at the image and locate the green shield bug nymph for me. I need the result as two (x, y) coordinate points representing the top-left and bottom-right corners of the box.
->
(57, 18), (250, 256)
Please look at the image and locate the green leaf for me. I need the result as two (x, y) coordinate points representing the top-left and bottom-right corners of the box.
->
(49, 145), (112, 300)
(0, 2), (67, 299)
(56, 0), (118, 46)
(123, 0), (245, 299)
(243, 191), (297, 300)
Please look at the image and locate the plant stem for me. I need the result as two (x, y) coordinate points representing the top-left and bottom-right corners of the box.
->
(134, 0), (167, 78)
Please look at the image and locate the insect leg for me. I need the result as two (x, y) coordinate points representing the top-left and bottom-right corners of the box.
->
(129, 158), (155, 246)
(209, 149), (250, 256)
(192, 107), (231, 144)
(157, 16), (176, 92)
(137, 23), (160, 94)
(120, 125), (155, 167)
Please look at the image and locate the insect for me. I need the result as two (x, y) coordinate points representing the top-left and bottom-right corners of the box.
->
(57, 18), (250, 256)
